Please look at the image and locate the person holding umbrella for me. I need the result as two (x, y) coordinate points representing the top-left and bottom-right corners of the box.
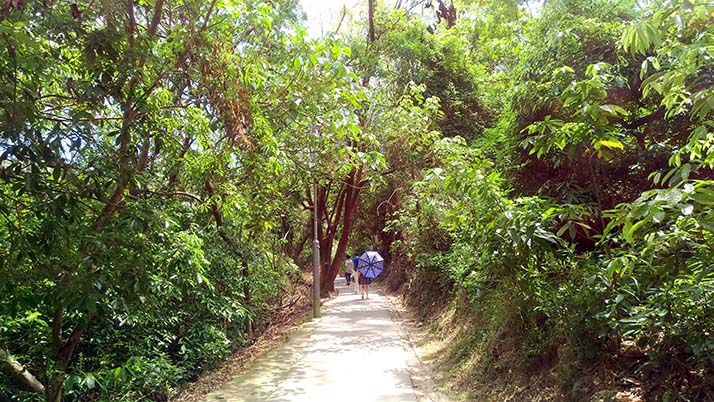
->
(358, 270), (372, 299)
(357, 251), (384, 300)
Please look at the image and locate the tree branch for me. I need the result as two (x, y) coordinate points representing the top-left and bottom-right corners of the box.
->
(622, 106), (666, 130)
(368, 0), (376, 43)
(0, 349), (45, 394)
(127, 0), (137, 47)
(151, 190), (204, 203)
(147, 0), (164, 36)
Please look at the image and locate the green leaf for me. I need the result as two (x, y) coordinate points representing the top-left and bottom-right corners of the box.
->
(599, 104), (628, 116)
(690, 188), (714, 205)
(625, 219), (647, 243)
(596, 139), (624, 150)
(556, 223), (569, 237)
(623, 219), (634, 243)
(656, 189), (682, 207)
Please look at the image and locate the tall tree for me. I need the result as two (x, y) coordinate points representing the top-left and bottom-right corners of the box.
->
(0, 0), (363, 399)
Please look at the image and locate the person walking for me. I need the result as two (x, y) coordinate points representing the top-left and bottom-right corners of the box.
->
(352, 254), (360, 293)
(344, 255), (354, 286)
(359, 271), (372, 299)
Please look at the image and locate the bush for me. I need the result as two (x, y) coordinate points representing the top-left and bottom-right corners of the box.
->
(390, 136), (714, 397)
(178, 324), (231, 373)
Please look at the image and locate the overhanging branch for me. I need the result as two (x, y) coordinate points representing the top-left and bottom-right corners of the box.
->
(0, 349), (45, 394)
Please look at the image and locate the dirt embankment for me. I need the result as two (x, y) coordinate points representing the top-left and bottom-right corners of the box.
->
(378, 258), (664, 402)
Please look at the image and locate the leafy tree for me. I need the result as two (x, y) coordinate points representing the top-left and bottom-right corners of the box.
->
(0, 0), (366, 400)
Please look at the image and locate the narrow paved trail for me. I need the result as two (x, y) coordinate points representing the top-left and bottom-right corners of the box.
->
(202, 279), (421, 402)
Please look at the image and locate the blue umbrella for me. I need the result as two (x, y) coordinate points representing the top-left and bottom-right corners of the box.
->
(357, 251), (384, 279)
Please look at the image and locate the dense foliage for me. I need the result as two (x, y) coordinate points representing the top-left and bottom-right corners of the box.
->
(0, 0), (367, 400)
(366, 0), (714, 400)
(1, 0), (712, 401)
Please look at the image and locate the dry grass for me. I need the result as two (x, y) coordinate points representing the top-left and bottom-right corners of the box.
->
(381, 286), (650, 402)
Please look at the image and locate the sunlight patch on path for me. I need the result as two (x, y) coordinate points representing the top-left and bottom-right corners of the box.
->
(202, 280), (418, 402)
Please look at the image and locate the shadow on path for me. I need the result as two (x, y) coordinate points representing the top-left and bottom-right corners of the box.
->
(202, 279), (418, 402)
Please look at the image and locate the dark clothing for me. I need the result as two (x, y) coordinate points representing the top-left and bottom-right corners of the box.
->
(345, 272), (352, 285)
(358, 275), (372, 285)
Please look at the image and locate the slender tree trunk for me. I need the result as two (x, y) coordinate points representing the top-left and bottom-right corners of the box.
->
(368, 0), (375, 43)
(47, 373), (64, 402)
(0, 349), (45, 395)
(241, 257), (254, 337)
(313, 180), (342, 294)
(48, 306), (89, 402)
(320, 168), (363, 295)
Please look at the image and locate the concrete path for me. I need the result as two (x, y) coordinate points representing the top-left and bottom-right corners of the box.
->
(202, 279), (419, 402)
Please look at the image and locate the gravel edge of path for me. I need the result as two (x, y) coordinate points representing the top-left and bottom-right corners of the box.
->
(380, 287), (449, 402)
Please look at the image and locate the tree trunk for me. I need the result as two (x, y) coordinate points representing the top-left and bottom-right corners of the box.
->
(48, 306), (88, 402)
(312, 180), (341, 294)
(47, 373), (64, 402)
(320, 168), (363, 295)
(368, 0), (375, 43)
(241, 257), (254, 338)
(0, 349), (45, 395)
